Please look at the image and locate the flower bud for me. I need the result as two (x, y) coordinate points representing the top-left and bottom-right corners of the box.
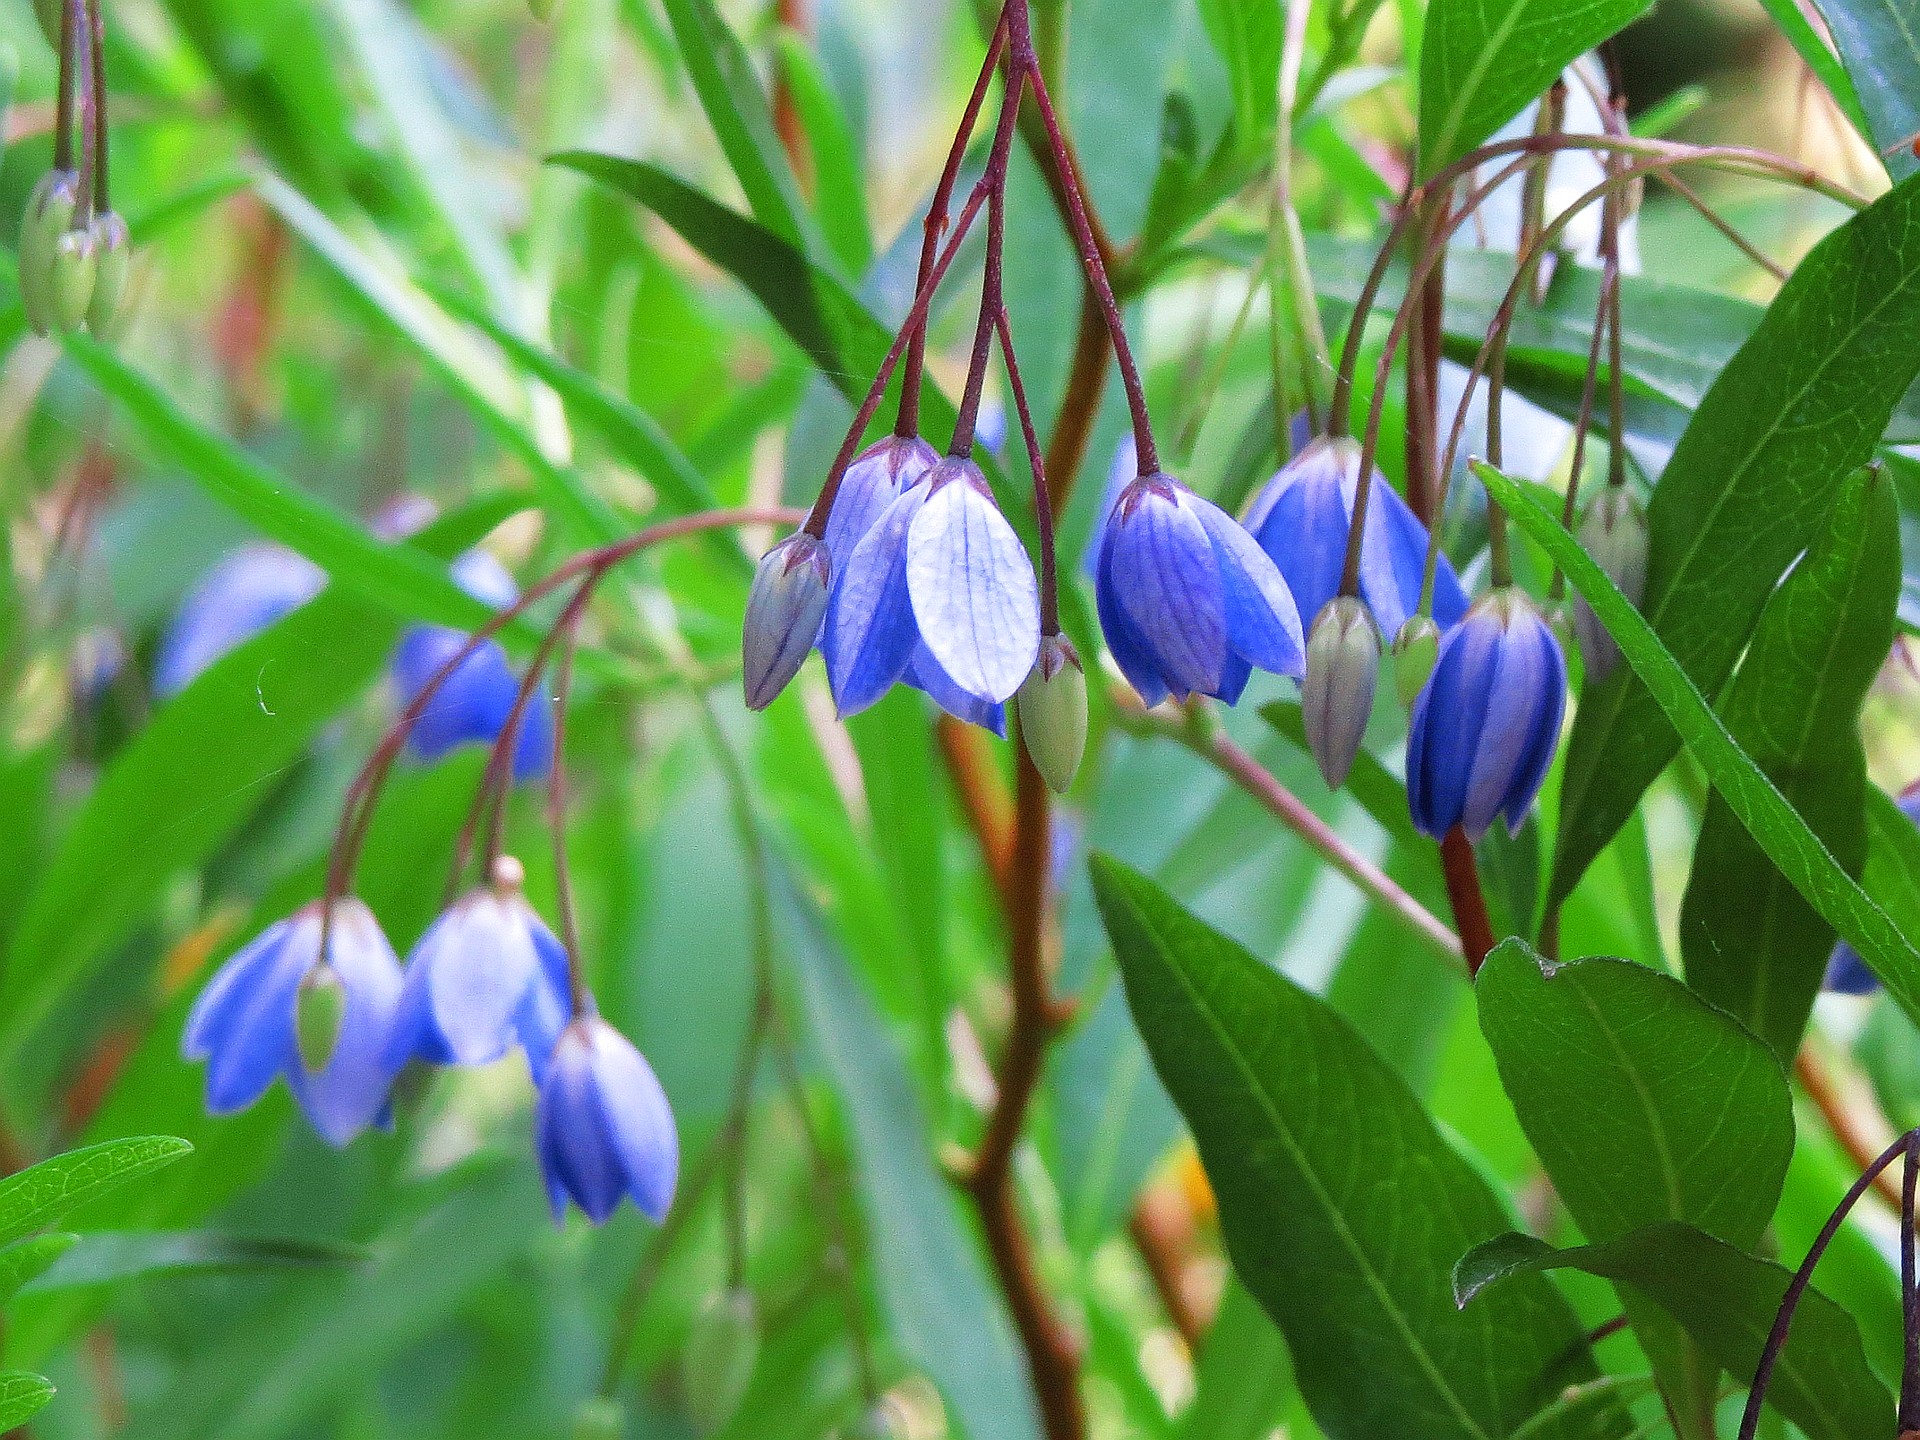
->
(847, 1400), (905, 1440)
(1391, 614), (1441, 707)
(682, 1287), (759, 1431)
(569, 1397), (624, 1440)
(1302, 597), (1379, 789)
(49, 226), (97, 336)
(86, 209), (130, 338)
(743, 533), (830, 711)
(19, 170), (78, 337)
(296, 962), (348, 1074)
(1016, 635), (1087, 794)
(1573, 486), (1648, 683)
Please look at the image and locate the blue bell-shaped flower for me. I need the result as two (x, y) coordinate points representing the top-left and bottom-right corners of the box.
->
(1824, 787), (1920, 996)
(384, 855), (573, 1080)
(742, 532), (831, 711)
(823, 455), (1040, 730)
(535, 1014), (679, 1224)
(1406, 588), (1567, 840)
(183, 898), (403, 1146)
(392, 550), (552, 780)
(1243, 437), (1468, 642)
(821, 436), (940, 587)
(1095, 471), (1305, 707)
(154, 544), (327, 697)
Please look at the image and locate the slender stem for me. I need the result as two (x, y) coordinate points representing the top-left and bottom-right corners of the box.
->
(598, 1137), (728, 1396)
(997, 309), (1058, 634)
(68, 0), (93, 223)
(546, 615), (588, 1011)
(83, 0), (107, 212)
(1796, 1045), (1906, 1210)
(1268, 0), (1329, 434)
(1440, 827), (1497, 974)
(1902, 1133), (1920, 1429)
(953, 66), (1026, 455)
(52, 0), (76, 173)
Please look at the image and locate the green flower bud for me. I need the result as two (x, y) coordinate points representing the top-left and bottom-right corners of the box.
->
(86, 210), (130, 338)
(1016, 635), (1087, 794)
(1572, 486), (1647, 683)
(1391, 614), (1442, 707)
(19, 170), (79, 338)
(682, 1288), (759, 1432)
(569, 1396), (625, 1440)
(296, 963), (347, 1074)
(1302, 597), (1379, 789)
(49, 225), (97, 336)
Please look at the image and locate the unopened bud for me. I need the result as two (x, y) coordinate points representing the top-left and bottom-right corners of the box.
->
(490, 852), (526, 896)
(1573, 486), (1647, 683)
(682, 1288), (759, 1431)
(570, 1397), (624, 1440)
(1391, 614), (1442, 707)
(86, 209), (130, 337)
(19, 170), (78, 337)
(1302, 597), (1379, 789)
(296, 963), (347, 1073)
(1016, 635), (1087, 794)
(742, 533), (830, 711)
(49, 226), (97, 335)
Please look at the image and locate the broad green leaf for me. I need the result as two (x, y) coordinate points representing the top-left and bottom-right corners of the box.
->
(1482, 463), (1920, 1022)
(0, 1139), (192, 1250)
(26, 1231), (366, 1291)
(1810, 0), (1920, 181)
(770, 853), (1043, 1440)
(1864, 784), (1920, 941)
(1418, 0), (1654, 175)
(1476, 941), (1795, 1434)
(0, 1372), (55, 1429)
(0, 1235), (76, 1305)
(1093, 857), (1628, 1440)
(1679, 467), (1897, 1056)
(1551, 174), (1920, 909)
(1195, 0), (1280, 153)
(1177, 1281), (1296, 1440)
(1755, 0), (1873, 142)
(1455, 1224), (1891, 1440)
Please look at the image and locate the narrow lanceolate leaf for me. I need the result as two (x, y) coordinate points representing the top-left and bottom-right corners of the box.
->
(1476, 941), (1795, 1436)
(1195, 0), (1281, 152)
(1679, 467), (1897, 1057)
(0, 1235), (77, 1305)
(1455, 1224), (1892, 1440)
(27, 1231), (367, 1291)
(1418, 0), (1655, 175)
(1093, 857), (1630, 1440)
(0, 1372), (55, 1429)
(1482, 463), (1920, 1024)
(0, 1139), (192, 1250)
(1551, 174), (1920, 909)
(1810, 0), (1920, 181)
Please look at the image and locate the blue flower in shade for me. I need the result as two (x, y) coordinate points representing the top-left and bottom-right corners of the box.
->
(1825, 788), (1920, 995)
(183, 899), (403, 1146)
(1095, 472), (1306, 707)
(392, 551), (551, 781)
(823, 455), (1040, 729)
(1406, 588), (1567, 840)
(154, 544), (327, 696)
(535, 1015), (679, 1225)
(1244, 437), (1468, 642)
(384, 857), (573, 1080)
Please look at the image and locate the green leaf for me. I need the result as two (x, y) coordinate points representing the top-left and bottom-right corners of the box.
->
(1195, 0), (1280, 153)
(1810, 0), (1920, 181)
(1418, 0), (1654, 175)
(770, 853), (1043, 1440)
(1476, 941), (1795, 1434)
(1679, 466), (1897, 1056)
(27, 1231), (367, 1291)
(1755, 0), (1873, 143)
(0, 1372), (55, 1429)
(1177, 1281), (1296, 1440)
(1481, 462), (1920, 1025)
(1092, 856), (1627, 1440)
(0, 1139), (193, 1250)
(1455, 1224), (1892, 1440)
(0, 1235), (77, 1305)
(1551, 174), (1920, 908)
(1864, 783), (1920, 942)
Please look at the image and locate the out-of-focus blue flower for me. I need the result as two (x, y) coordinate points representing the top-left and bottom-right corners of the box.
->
(535, 1015), (679, 1225)
(1095, 472), (1305, 707)
(1825, 788), (1920, 995)
(183, 898), (403, 1146)
(384, 856), (572, 1079)
(1244, 437), (1468, 642)
(823, 455), (1040, 729)
(1406, 588), (1566, 840)
(154, 544), (327, 697)
(392, 551), (552, 780)
(743, 533), (831, 711)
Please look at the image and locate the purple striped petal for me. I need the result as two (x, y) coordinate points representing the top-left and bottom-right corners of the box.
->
(1108, 480), (1226, 700)
(824, 485), (926, 718)
(905, 464), (1040, 704)
(1191, 494), (1305, 680)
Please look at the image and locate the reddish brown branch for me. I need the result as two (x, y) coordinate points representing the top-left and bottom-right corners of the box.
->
(1797, 1045), (1904, 1210)
(1441, 827), (1496, 975)
(771, 0), (813, 194)
(1130, 1182), (1209, 1350)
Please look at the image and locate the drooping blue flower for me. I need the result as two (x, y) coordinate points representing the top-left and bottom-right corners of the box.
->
(1095, 472), (1306, 707)
(1243, 437), (1468, 642)
(1406, 588), (1567, 840)
(535, 1014), (679, 1225)
(384, 856), (573, 1080)
(154, 544), (327, 696)
(183, 898), (403, 1146)
(743, 533), (831, 711)
(392, 550), (552, 781)
(1825, 788), (1920, 996)
(822, 436), (940, 585)
(823, 455), (1040, 728)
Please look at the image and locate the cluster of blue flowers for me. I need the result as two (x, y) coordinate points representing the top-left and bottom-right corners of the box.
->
(184, 856), (677, 1225)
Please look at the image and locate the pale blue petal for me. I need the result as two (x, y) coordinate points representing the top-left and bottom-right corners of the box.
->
(537, 1029), (625, 1223)
(743, 535), (830, 710)
(1095, 532), (1170, 708)
(586, 1022), (679, 1223)
(905, 470), (1040, 704)
(517, 919), (574, 1083)
(1192, 496), (1305, 681)
(823, 437), (937, 572)
(824, 486), (925, 717)
(155, 546), (326, 697)
(907, 648), (1007, 737)
(1247, 452), (1351, 626)
(1110, 482), (1226, 701)
(413, 893), (542, 1068)
(198, 917), (313, 1114)
(291, 901), (402, 1147)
